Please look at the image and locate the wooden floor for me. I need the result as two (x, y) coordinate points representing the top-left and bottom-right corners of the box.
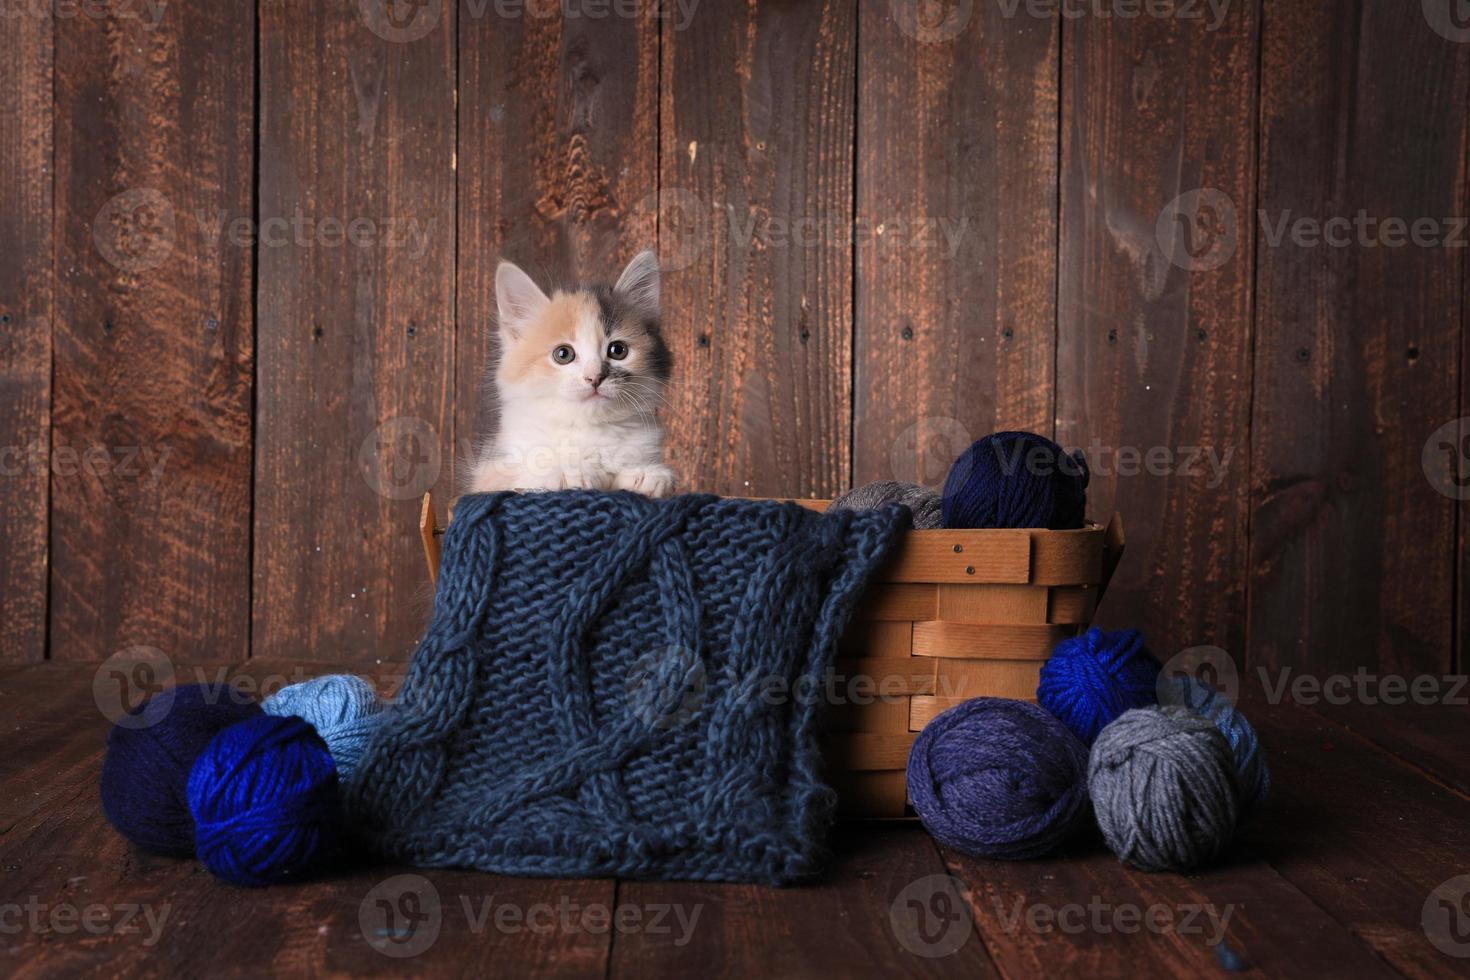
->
(3, 662), (1469, 978)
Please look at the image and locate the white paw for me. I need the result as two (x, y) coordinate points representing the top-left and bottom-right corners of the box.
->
(615, 465), (677, 498)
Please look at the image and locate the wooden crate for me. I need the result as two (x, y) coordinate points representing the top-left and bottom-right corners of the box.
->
(418, 493), (1124, 819)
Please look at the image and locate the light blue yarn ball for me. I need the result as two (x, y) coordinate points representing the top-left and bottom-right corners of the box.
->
(1159, 675), (1269, 811)
(262, 675), (386, 781)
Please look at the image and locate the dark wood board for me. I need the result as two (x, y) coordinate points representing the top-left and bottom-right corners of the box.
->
(252, 0), (456, 664)
(0, 4), (51, 663)
(1251, 0), (1470, 680)
(49, 1), (255, 663)
(853, 1), (1059, 487)
(658, 0), (857, 498)
(1056, 6), (1259, 660)
(453, 0), (659, 491)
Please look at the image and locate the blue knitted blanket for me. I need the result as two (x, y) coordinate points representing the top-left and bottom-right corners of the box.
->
(348, 490), (905, 884)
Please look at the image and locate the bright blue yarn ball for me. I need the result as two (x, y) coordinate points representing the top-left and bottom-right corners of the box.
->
(1159, 675), (1270, 811)
(187, 714), (343, 887)
(941, 431), (1090, 530)
(262, 674), (386, 781)
(1038, 628), (1162, 745)
(100, 684), (263, 857)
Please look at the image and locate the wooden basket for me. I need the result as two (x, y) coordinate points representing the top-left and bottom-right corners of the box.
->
(418, 493), (1124, 819)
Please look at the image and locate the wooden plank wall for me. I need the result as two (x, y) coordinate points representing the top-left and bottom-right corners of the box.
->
(1, 0), (1466, 678)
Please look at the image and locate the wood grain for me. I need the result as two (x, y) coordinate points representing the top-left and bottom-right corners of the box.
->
(854, 0), (1059, 488)
(1057, 4), (1259, 660)
(0, 4), (51, 662)
(453, 1), (658, 491)
(253, 0), (456, 663)
(1251, 2), (1469, 678)
(50, 0), (255, 662)
(659, 0), (856, 497)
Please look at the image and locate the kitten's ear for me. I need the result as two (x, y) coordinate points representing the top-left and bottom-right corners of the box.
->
(614, 249), (660, 316)
(495, 260), (550, 341)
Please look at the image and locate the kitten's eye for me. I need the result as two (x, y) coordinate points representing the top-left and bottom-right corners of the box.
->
(607, 340), (629, 361)
(552, 345), (576, 365)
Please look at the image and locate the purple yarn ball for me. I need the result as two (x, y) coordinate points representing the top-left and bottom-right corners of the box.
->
(941, 431), (1089, 530)
(1038, 628), (1162, 745)
(100, 684), (264, 857)
(907, 697), (1091, 860)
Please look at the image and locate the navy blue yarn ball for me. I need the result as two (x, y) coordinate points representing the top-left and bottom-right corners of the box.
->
(100, 684), (263, 857)
(1038, 628), (1162, 745)
(941, 431), (1090, 529)
(187, 714), (343, 886)
(908, 697), (1091, 860)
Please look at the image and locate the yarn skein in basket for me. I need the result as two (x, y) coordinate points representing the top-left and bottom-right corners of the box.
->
(829, 480), (943, 529)
(100, 684), (264, 857)
(1159, 675), (1270, 811)
(262, 674), (387, 781)
(188, 713), (344, 887)
(1087, 705), (1241, 872)
(1037, 628), (1162, 745)
(941, 431), (1090, 530)
(907, 697), (1092, 860)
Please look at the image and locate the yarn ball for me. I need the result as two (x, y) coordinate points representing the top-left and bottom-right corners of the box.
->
(941, 431), (1089, 530)
(262, 674), (386, 781)
(1159, 675), (1269, 811)
(908, 697), (1091, 860)
(829, 481), (942, 529)
(1038, 628), (1162, 745)
(100, 684), (264, 857)
(1088, 706), (1241, 872)
(188, 713), (344, 886)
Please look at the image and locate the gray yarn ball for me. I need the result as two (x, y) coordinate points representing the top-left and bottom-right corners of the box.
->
(1087, 706), (1241, 873)
(829, 481), (942, 529)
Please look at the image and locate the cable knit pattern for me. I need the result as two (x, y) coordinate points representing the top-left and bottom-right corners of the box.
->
(348, 490), (905, 884)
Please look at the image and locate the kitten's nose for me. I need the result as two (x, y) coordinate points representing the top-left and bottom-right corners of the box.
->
(586, 375), (603, 391)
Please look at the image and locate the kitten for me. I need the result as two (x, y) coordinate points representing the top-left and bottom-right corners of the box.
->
(468, 250), (677, 497)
